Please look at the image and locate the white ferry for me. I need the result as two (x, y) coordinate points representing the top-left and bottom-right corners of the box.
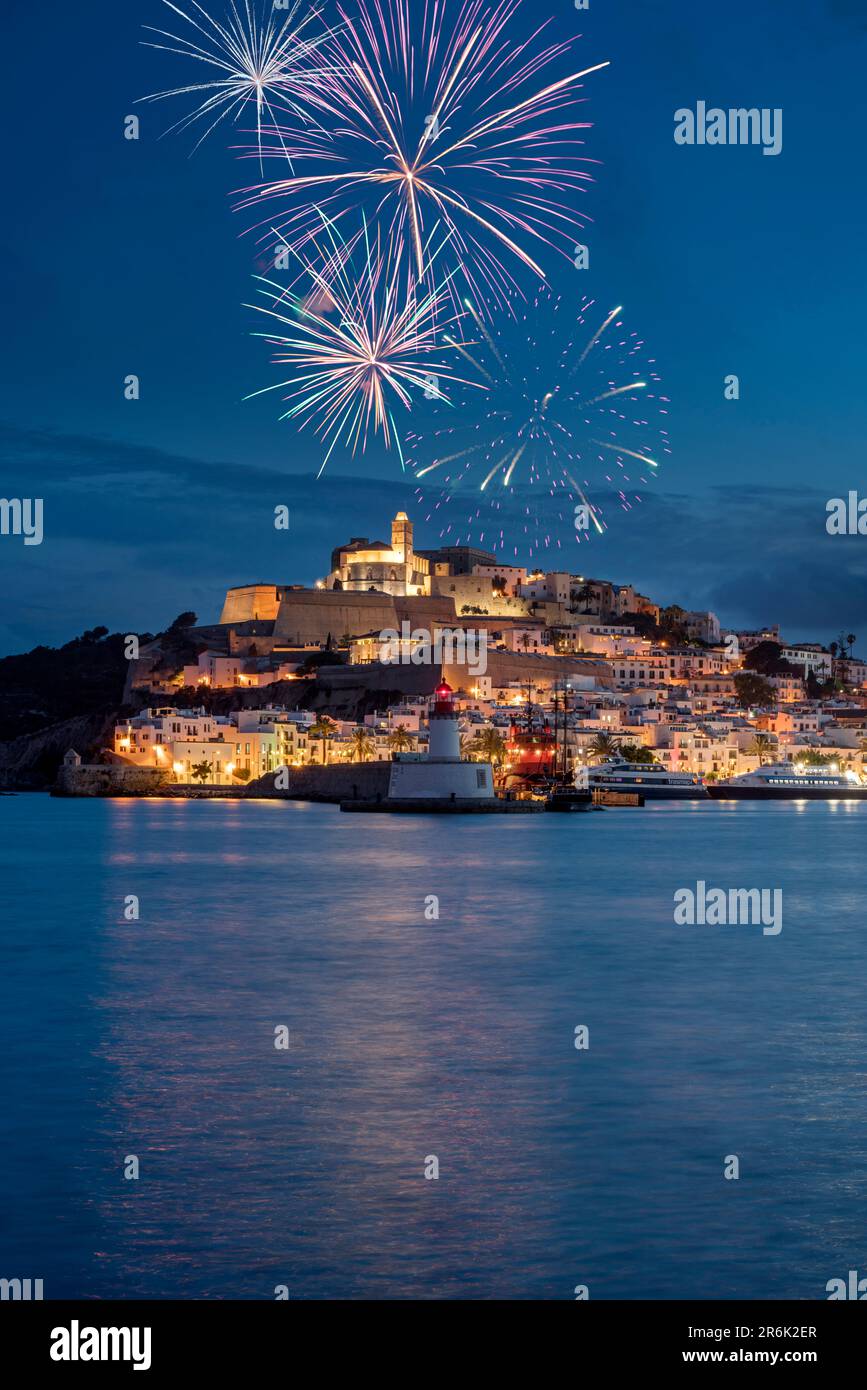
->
(707, 761), (867, 800)
(584, 760), (708, 800)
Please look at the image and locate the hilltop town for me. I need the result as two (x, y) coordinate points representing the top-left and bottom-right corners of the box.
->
(93, 508), (867, 792)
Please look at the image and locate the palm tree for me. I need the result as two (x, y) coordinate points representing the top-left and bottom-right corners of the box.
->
(468, 728), (507, 766)
(587, 732), (621, 763)
(349, 727), (375, 763)
(618, 742), (657, 765)
(309, 717), (336, 765)
(388, 724), (413, 754)
(191, 760), (214, 784)
(749, 733), (775, 766)
(573, 582), (596, 614)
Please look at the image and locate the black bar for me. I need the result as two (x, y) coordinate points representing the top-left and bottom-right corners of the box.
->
(2, 1300), (862, 1375)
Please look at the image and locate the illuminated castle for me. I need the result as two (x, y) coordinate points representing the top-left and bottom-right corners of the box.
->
(326, 512), (431, 597)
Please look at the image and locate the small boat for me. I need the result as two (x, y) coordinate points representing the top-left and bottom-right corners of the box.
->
(586, 759), (708, 800)
(707, 761), (867, 800)
(544, 782), (595, 812)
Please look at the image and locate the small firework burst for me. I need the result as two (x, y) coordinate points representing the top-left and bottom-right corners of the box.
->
(409, 288), (671, 561)
(246, 218), (477, 474)
(139, 0), (329, 156)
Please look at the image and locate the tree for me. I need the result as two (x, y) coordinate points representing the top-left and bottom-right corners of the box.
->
(231, 767), (252, 782)
(168, 612), (197, 632)
(468, 728), (507, 766)
(659, 605), (689, 644)
(191, 760), (213, 784)
(617, 742), (657, 765)
(801, 750), (832, 767)
(350, 727), (375, 762)
(388, 724), (413, 754)
(587, 732), (621, 763)
(573, 583), (596, 614)
(749, 733), (775, 767)
(734, 671), (776, 709)
(744, 640), (788, 675)
(298, 650), (347, 675)
(309, 717), (336, 764)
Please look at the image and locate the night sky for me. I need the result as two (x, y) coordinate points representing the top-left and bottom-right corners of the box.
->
(1, 0), (866, 654)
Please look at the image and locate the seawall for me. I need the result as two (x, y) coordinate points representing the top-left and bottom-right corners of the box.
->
(246, 762), (392, 803)
(53, 764), (172, 797)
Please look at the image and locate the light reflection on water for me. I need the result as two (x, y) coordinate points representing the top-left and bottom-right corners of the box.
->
(2, 795), (867, 1299)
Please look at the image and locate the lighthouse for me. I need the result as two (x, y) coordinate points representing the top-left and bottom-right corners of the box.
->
(387, 682), (496, 802)
(428, 682), (461, 760)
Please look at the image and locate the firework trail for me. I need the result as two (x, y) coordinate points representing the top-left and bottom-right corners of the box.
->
(246, 217), (478, 474)
(410, 289), (671, 561)
(139, 0), (329, 157)
(234, 0), (608, 311)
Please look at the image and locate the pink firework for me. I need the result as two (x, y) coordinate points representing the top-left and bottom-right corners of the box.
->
(245, 217), (478, 472)
(234, 0), (609, 311)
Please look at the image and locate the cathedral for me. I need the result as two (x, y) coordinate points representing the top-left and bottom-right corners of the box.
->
(326, 512), (432, 597)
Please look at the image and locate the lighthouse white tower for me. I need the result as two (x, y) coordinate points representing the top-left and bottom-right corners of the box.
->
(387, 682), (495, 801)
(428, 681), (461, 760)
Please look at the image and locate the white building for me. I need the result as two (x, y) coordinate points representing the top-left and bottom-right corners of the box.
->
(781, 646), (833, 680)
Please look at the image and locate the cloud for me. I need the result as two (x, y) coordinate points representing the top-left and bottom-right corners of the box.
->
(0, 424), (864, 655)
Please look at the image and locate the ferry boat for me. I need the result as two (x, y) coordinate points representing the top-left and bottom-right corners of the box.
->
(585, 759), (708, 800)
(707, 761), (867, 800)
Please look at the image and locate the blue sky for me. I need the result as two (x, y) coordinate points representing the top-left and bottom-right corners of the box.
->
(1, 0), (866, 653)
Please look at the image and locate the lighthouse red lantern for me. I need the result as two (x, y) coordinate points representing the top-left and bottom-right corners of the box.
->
(432, 681), (454, 717)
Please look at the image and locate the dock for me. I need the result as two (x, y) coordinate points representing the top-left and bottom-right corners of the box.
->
(592, 789), (645, 807)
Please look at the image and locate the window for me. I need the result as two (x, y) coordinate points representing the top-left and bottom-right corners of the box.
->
(476, 769), (487, 789)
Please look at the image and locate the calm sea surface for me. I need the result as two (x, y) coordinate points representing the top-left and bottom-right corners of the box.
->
(1, 793), (866, 1301)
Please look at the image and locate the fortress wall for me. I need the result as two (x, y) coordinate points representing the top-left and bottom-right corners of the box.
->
(442, 650), (612, 690)
(272, 590), (456, 646)
(430, 574), (531, 617)
(220, 585), (281, 625)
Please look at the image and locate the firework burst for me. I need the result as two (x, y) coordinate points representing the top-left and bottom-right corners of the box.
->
(409, 288), (671, 561)
(139, 0), (329, 156)
(234, 0), (608, 310)
(246, 218), (476, 473)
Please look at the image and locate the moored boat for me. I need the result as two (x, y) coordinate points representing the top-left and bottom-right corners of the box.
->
(586, 759), (708, 800)
(707, 761), (867, 800)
